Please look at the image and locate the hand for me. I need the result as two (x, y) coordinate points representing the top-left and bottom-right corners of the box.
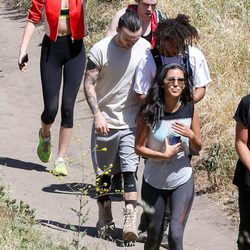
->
(163, 138), (182, 159)
(18, 53), (28, 72)
(94, 112), (109, 136)
(172, 122), (194, 139)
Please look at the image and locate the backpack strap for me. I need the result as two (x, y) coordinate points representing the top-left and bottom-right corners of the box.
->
(182, 46), (194, 95)
(151, 48), (162, 70)
(182, 46), (193, 85)
(156, 9), (166, 23)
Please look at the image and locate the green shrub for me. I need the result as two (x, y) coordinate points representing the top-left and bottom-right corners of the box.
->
(0, 185), (68, 249)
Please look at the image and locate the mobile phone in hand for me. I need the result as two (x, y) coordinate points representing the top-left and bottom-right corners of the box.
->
(19, 54), (28, 70)
(21, 54), (28, 64)
(171, 135), (181, 145)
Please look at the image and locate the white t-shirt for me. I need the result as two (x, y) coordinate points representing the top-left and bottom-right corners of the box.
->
(89, 36), (151, 129)
(134, 46), (212, 95)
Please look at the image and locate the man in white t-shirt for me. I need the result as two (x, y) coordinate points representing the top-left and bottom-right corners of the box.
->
(83, 10), (151, 243)
(134, 14), (212, 246)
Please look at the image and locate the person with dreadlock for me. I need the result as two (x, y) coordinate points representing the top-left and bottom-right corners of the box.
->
(135, 63), (202, 250)
(134, 13), (211, 103)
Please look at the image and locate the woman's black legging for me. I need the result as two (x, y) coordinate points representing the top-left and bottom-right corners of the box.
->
(238, 187), (250, 250)
(40, 35), (86, 128)
(141, 176), (194, 250)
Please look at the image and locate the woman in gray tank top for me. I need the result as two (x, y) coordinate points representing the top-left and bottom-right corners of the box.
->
(135, 63), (202, 250)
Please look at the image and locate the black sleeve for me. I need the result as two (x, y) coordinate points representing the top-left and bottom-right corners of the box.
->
(233, 95), (250, 129)
(86, 58), (98, 70)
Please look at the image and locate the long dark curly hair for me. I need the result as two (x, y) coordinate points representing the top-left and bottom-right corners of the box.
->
(154, 14), (200, 53)
(137, 63), (193, 128)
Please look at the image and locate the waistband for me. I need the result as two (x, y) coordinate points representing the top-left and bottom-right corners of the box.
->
(44, 34), (83, 43)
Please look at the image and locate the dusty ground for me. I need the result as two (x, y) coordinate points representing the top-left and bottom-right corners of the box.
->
(0, 1), (238, 249)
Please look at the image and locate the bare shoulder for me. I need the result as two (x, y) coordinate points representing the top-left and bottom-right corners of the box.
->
(113, 8), (127, 18)
(106, 8), (127, 37)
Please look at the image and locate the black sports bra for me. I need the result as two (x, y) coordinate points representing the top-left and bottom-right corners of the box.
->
(142, 31), (152, 44)
(60, 8), (69, 17)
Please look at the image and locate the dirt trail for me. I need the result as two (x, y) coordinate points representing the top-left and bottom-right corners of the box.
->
(0, 1), (237, 249)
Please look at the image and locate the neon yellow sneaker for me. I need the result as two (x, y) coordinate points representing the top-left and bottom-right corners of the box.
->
(37, 129), (52, 163)
(51, 160), (68, 176)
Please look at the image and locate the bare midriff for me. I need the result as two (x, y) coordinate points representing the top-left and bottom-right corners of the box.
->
(57, 18), (71, 36)
(58, 0), (71, 36)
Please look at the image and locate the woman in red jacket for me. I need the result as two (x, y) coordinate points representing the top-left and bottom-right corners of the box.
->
(18, 0), (87, 176)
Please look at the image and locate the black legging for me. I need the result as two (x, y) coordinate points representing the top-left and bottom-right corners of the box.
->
(40, 35), (86, 128)
(141, 176), (194, 250)
(238, 187), (250, 250)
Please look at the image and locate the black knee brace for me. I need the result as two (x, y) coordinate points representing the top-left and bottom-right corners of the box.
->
(123, 172), (137, 192)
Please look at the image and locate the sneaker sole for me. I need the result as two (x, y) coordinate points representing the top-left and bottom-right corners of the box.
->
(137, 233), (147, 242)
(160, 237), (169, 249)
(123, 231), (138, 242)
(51, 170), (68, 176)
(160, 242), (169, 249)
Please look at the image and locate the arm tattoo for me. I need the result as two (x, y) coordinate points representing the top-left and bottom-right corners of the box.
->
(84, 59), (100, 115)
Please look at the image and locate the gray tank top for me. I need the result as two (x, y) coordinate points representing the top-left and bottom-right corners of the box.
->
(144, 102), (194, 190)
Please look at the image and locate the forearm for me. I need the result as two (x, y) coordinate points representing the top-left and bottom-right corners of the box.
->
(187, 106), (202, 152)
(84, 80), (99, 115)
(83, 61), (100, 115)
(19, 21), (36, 55)
(136, 93), (146, 104)
(135, 121), (167, 159)
(135, 145), (171, 160)
(236, 141), (250, 170)
(135, 121), (180, 159)
(193, 87), (206, 103)
(235, 122), (250, 170)
(189, 133), (202, 152)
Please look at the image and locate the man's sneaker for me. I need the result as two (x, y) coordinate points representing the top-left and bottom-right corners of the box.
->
(160, 232), (169, 249)
(96, 200), (115, 239)
(123, 204), (138, 242)
(37, 129), (52, 163)
(52, 160), (68, 176)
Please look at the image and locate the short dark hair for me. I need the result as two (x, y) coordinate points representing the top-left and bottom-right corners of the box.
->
(118, 9), (142, 32)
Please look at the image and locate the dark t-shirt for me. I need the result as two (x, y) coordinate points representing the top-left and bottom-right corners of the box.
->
(233, 94), (250, 189)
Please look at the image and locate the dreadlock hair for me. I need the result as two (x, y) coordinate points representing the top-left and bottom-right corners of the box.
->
(137, 63), (193, 129)
(154, 14), (199, 53)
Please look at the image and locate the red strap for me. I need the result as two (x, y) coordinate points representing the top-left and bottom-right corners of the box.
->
(150, 11), (158, 47)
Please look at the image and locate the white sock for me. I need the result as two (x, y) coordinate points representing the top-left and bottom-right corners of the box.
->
(57, 157), (64, 163)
